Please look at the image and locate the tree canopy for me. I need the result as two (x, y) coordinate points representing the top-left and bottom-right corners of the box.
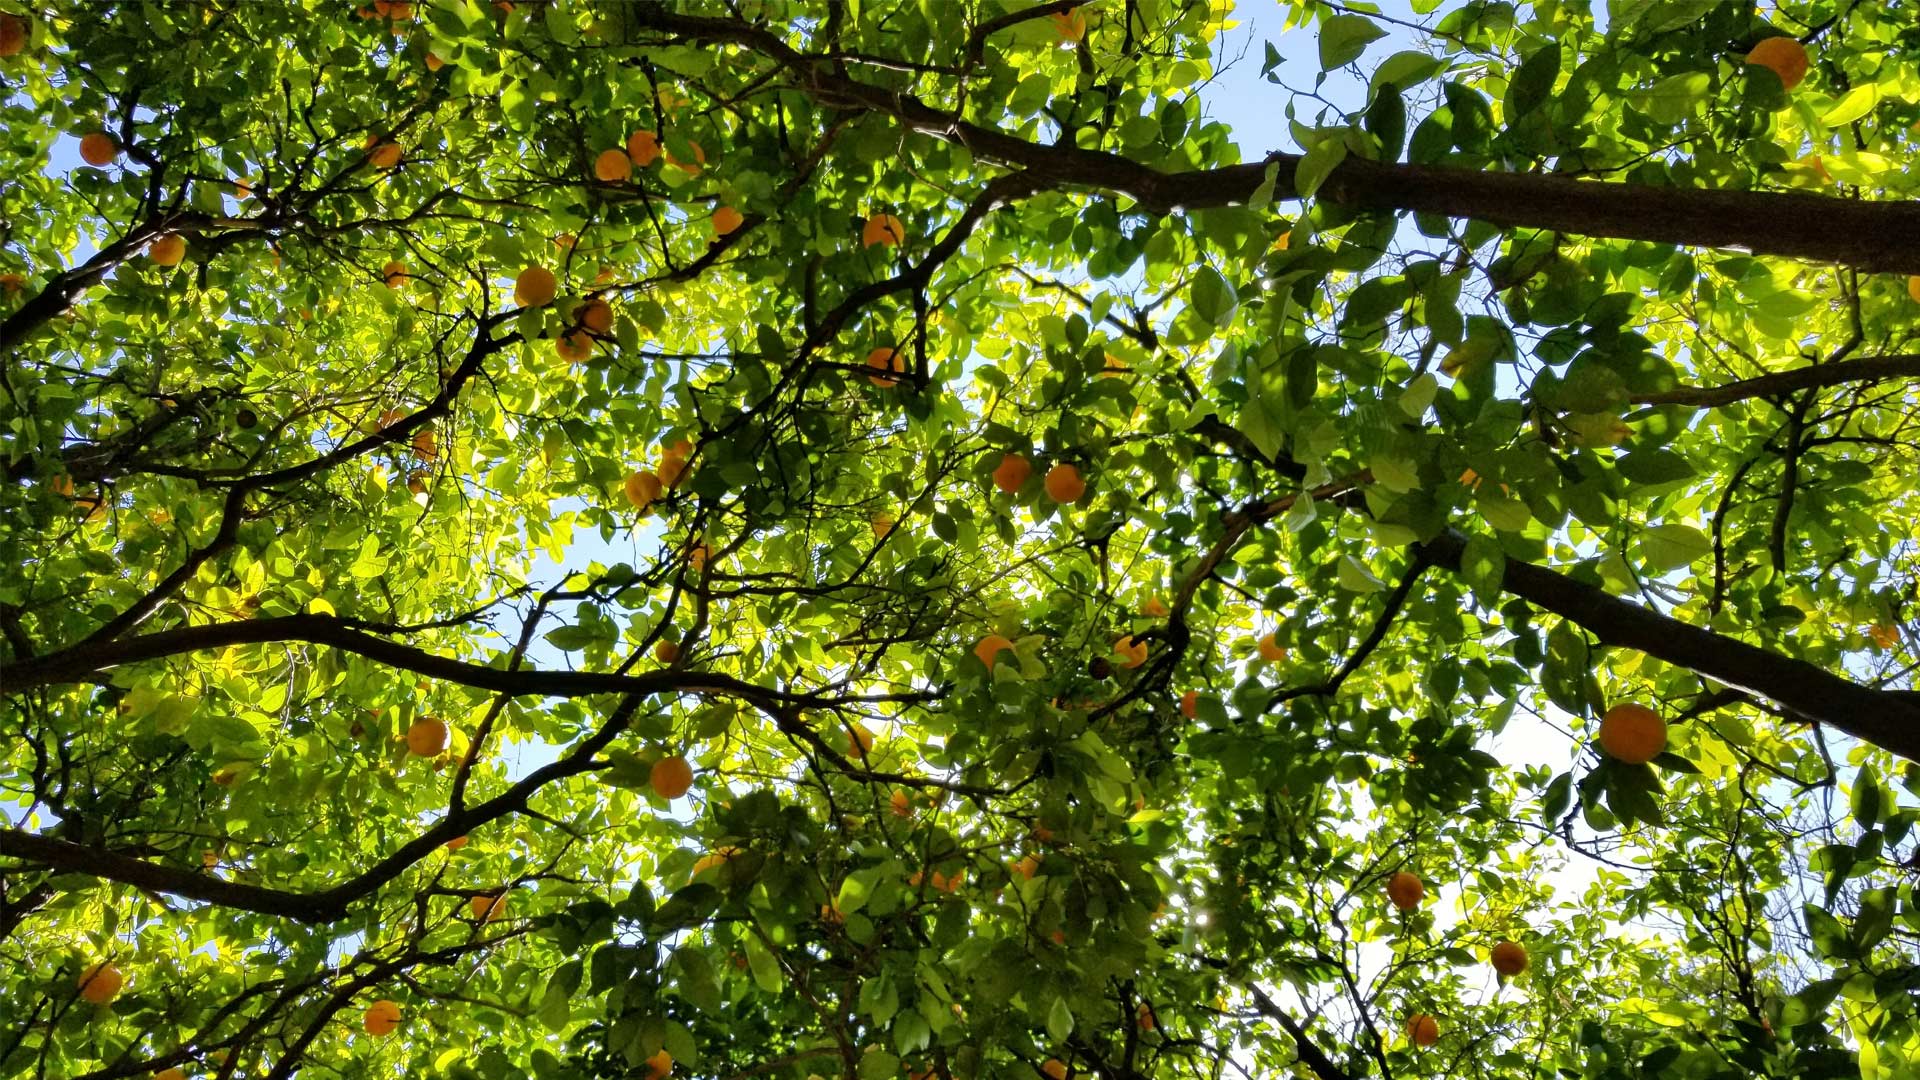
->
(7, 1), (1920, 1079)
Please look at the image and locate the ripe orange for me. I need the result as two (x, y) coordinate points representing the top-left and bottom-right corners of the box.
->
(78, 132), (117, 167)
(688, 542), (711, 572)
(643, 1049), (673, 1080)
(712, 206), (744, 236)
(654, 640), (680, 664)
(1043, 1060), (1068, 1080)
(425, 50), (445, 71)
(363, 999), (402, 1036)
(973, 634), (1014, 670)
(593, 147), (632, 183)
(1137, 1003), (1155, 1030)
(1010, 854), (1039, 879)
(691, 847), (738, 877)
(1907, 276), (1920, 305)
(1386, 871), (1423, 911)
(155, 1069), (185, 1080)
(1598, 702), (1666, 764)
(1490, 939), (1528, 976)
(556, 330), (594, 363)
(890, 789), (912, 818)
(0, 13), (27, 56)
(579, 297), (614, 334)
(470, 893), (507, 922)
(1746, 36), (1809, 90)
(1257, 633), (1287, 662)
(870, 511), (895, 539)
(410, 428), (437, 462)
(148, 235), (186, 267)
(626, 130), (661, 167)
(650, 754), (695, 799)
(368, 141), (402, 170)
(1406, 1013), (1438, 1047)
(665, 140), (705, 172)
(381, 260), (406, 287)
(1113, 635), (1147, 669)
(1869, 623), (1900, 650)
(659, 441), (693, 488)
(514, 265), (556, 307)
(406, 718), (449, 757)
(76, 962), (123, 1004)
(445, 835), (469, 850)
(992, 452), (1032, 494)
(1142, 596), (1170, 617)
(1043, 463), (1085, 503)
(862, 213), (905, 248)
(0, 272), (24, 294)
(847, 721), (875, 758)
(866, 346), (906, 386)
(1180, 690), (1198, 719)
(624, 470), (664, 510)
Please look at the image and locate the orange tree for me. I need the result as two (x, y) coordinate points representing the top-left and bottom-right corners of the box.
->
(5, 1), (1920, 1078)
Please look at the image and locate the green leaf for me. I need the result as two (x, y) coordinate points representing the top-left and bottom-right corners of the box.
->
(1189, 267), (1239, 330)
(1614, 449), (1694, 485)
(1046, 996), (1074, 1043)
(1640, 523), (1710, 571)
(1293, 136), (1349, 199)
(1821, 84), (1879, 127)
(1318, 14), (1387, 69)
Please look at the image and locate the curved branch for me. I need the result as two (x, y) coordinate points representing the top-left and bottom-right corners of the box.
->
(1632, 354), (1920, 409)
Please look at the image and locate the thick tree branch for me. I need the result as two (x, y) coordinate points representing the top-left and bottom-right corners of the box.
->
(1245, 985), (1352, 1080)
(1418, 529), (1920, 762)
(1632, 354), (1920, 408)
(626, 9), (1920, 273)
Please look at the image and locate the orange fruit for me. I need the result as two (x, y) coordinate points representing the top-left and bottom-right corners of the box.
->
(1049, 9), (1086, 41)
(368, 141), (402, 170)
(78, 132), (117, 167)
(1043, 1060), (1068, 1080)
(973, 634), (1014, 670)
(1098, 352), (1127, 379)
(1406, 1013), (1438, 1047)
(626, 130), (661, 167)
(866, 346), (906, 386)
(445, 835), (469, 850)
(654, 640), (680, 664)
(155, 1069), (185, 1080)
(382, 260), (407, 287)
(425, 50), (444, 71)
(712, 206), (744, 236)
(515, 265), (556, 307)
(1386, 871), (1423, 911)
(643, 1050), (673, 1080)
(688, 542), (710, 572)
(847, 721), (875, 758)
(363, 999), (402, 1036)
(579, 297), (614, 333)
(870, 511), (895, 539)
(1490, 940), (1528, 976)
(1010, 854), (1039, 879)
(1043, 463), (1085, 503)
(1907, 276), (1920, 305)
(1597, 702), (1666, 764)
(624, 470), (664, 511)
(862, 213), (905, 248)
(992, 452), (1032, 494)
(0, 12), (27, 56)
(665, 140), (705, 172)
(1746, 35), (1809, 90)
(406, 718), (449, 756)
(1142, 596), (1169, 617)
(890, 789), (912, 817)
(1180, 690), (1198, 719)
(556, 330), (594, 363)
(593, 147), (632, 183)
(148, 234), (186, 267)
(0, 272), (24, 294)
(659, 447), (691, 489)
(1137, 1003), (1155, 1030)
(1257, 633), (1287, 662)
(410, 428), (436, 462)
(470, 893), (507, 922)
(76, 962), (123, 1004)
(1869, 623), (1900, 650)
(650, 754), (694, 799)
(1113, 635), (1147, 669)
(691, 847), (737, 878)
